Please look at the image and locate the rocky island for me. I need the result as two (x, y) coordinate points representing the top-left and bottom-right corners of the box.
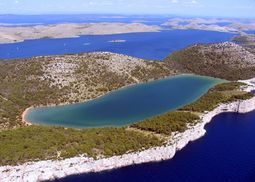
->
(0, 23), (161, 44)
(0, 40), (255, 181)
(2, 19), (255, 45)
(163, 18), (255, 34)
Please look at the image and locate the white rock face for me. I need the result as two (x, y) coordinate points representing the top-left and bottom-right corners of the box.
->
(239, 77), (255, 92)
(1, 79), (255, 182)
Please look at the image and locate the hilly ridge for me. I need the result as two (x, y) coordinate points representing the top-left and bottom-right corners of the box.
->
(165, 41), (255, 80)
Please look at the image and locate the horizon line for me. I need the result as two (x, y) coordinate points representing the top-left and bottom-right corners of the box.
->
(0, 13), (254, 19)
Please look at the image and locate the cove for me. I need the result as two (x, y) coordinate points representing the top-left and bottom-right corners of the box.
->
(25, 75), (224, 128)
(55, 111), (255, 182)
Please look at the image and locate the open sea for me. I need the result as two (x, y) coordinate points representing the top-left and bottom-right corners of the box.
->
(55, 111), (255, 182)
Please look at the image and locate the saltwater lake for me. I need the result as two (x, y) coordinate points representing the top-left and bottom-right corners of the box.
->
(56, 111), (255, 182)
(25, 75), (223, 128)
(0, 30), (234, 60)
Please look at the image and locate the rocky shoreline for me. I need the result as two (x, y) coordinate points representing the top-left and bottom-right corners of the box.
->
(1, 79), (255, 182)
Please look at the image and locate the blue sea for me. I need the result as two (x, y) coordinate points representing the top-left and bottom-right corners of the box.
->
(0, 14), (235, 60)
(0, 29), (234, 60)
(55, 111), (255, 182)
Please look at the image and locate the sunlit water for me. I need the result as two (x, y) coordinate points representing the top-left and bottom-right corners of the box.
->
(26, 75), (223, 128)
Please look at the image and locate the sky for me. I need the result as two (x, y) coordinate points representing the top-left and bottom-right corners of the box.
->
(0, 0), (255, 18)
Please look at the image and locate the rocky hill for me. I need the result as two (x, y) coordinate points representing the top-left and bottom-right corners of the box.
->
(0, 52), (174, 130)
(165, 42), (255, 80)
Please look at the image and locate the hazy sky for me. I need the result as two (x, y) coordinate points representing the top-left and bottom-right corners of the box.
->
(0, 0), (255, 18)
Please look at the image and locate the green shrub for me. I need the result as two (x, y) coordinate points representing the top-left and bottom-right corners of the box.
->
(131, 112), (199, 135)
(0, 126), (163, 166)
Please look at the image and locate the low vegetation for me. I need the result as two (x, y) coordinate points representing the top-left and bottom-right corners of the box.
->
(180, 82), (253, 112)
(0, 126), (164, 166)
(131, 82), (253, 136)
(131, 112), (199, 135)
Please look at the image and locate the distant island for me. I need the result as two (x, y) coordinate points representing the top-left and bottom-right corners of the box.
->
(108, 39), (127, 43)
(163, 18), (255, 34)
(0, 23), (161, 44)
(1, 18), (255, 45)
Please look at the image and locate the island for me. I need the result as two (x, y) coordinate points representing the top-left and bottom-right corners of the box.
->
(2, 19), (255, 45)
(163, 18), (255, 34)
(0, 23), (161, 44)
(1, 41), (255, 181)
(108, 39), (127, 43)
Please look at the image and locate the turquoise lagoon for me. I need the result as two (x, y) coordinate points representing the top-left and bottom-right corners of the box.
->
(25, 75), (224, 128)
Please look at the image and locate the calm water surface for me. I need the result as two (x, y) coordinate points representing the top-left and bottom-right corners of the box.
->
(26, 75), (223, 128)
(0, 30), (234, 60)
